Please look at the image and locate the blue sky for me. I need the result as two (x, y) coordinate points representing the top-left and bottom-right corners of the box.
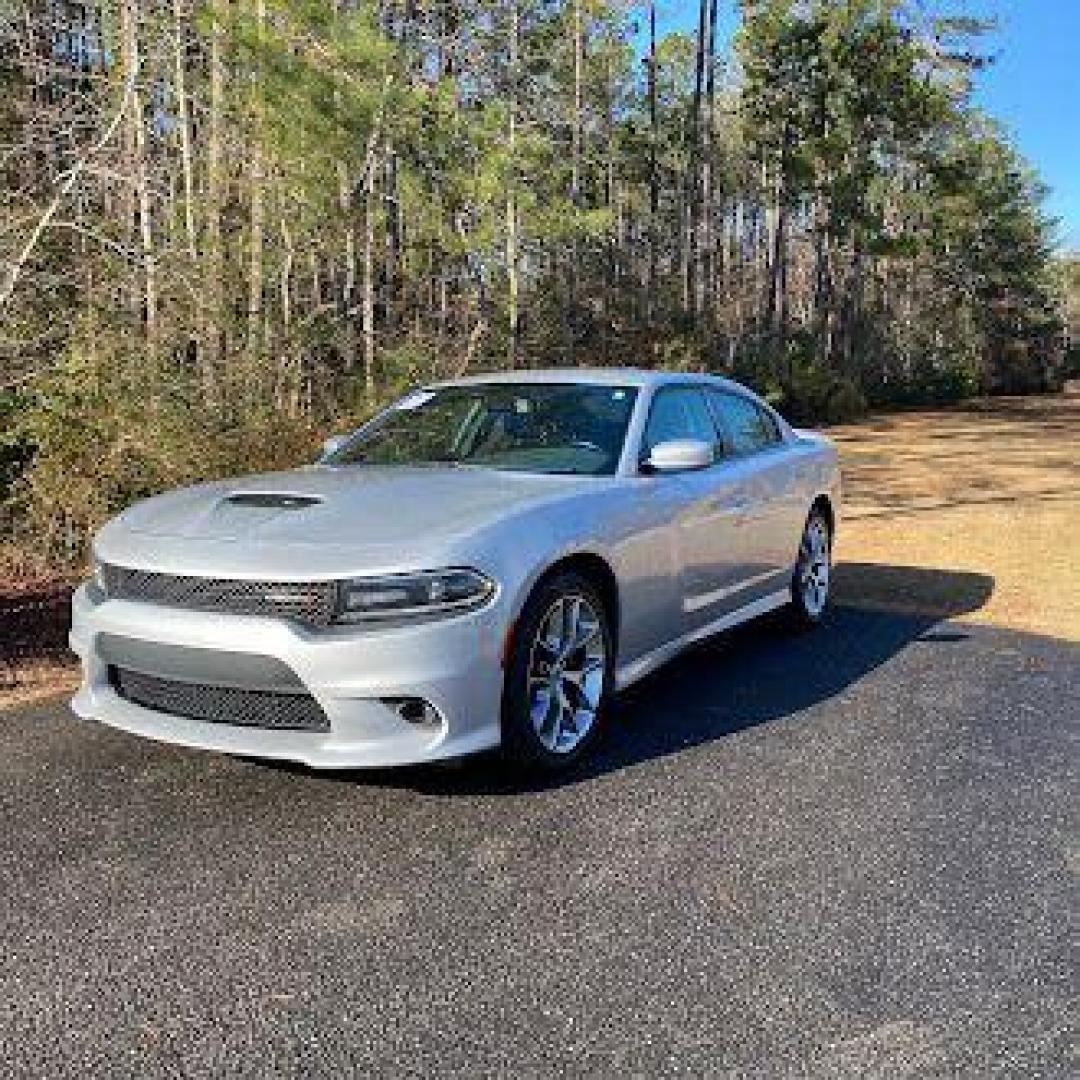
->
(655, 1), (1080, 250)
(968, 1), (1080, 250)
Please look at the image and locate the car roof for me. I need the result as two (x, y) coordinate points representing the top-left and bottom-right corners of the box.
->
(426, 367), (747, 393)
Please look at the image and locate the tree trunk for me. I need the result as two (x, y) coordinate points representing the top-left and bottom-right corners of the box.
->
(813, 191), (833, 362)
(205, 0), (226, 388)
(647, 1), (659, 337)
(687, 0), (709, 326)
(506, 0), (520, 367)
(339, 160), (357, 370)
(172, 0), (196, 263)
(246, 0), (267, 374)
(702, 0), (719, 337)
(384, 146), (400, 335)
(123, 1), (156, 345)
(568, 0), (583, 363)
(363, 162), (377, 401)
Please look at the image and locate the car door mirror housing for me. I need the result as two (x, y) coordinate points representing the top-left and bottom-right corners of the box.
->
(320, 434), (346, 461)
(644, 439), (714, 474)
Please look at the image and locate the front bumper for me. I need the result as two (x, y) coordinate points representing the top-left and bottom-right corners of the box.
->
(68, 584), (507, 768)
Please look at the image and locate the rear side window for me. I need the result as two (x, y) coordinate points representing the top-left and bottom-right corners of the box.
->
(641, 388), (719, 460)
(707, 391), (782, 456)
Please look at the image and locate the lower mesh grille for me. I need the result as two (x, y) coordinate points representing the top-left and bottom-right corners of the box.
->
(110, 667), (329, 732)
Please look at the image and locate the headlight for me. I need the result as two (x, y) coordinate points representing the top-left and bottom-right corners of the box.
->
(334, 568), (495, 623)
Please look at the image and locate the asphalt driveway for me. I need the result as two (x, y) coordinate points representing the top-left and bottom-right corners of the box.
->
(1, 572), (1077, 1076)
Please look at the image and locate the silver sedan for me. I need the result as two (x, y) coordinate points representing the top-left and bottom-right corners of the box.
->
(70, 369), (840, 772)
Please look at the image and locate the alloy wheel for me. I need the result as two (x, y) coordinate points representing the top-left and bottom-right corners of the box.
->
(526, 594), (607, 755)
(798, 516), (831, 618)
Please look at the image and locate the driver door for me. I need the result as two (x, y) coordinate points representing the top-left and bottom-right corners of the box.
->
(640, 387), (751, 636)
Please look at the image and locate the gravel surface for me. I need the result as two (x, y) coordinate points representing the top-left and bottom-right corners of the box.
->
(1, 603), (1077, 1077)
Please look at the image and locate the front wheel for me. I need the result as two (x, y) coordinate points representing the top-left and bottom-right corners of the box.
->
(501, 571), (613, 772)
(789, 508), (832, 628)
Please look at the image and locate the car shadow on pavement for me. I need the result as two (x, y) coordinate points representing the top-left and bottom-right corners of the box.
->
(269, 563), (995, 796)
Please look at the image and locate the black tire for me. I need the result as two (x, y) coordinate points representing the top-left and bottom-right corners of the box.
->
(788, 507), (833, 629)
(501, 570), (614, 773)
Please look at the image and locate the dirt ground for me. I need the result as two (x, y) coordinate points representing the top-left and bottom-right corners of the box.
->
(2, 389), (1077, 710)
(832, 390), (1080, 641)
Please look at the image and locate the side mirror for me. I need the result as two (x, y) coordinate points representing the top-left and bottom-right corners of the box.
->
(320, 434), (347, 461)
(644, 438), (714, 474)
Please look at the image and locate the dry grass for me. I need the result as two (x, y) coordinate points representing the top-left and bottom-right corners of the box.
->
(3, 389), (1077, 712)
(1, 656), (79, 711)
(833, 390), (1080, 641)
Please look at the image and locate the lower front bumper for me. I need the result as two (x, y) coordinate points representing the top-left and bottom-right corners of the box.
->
(68, 585), (507, 768)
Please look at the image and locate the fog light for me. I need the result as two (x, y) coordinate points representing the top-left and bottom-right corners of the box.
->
(384, 697), (442, 728)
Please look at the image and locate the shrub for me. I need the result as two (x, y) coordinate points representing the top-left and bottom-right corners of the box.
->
(0, 390), (33, 502)
(823, 378), (868, 423)
(1065, 345), (1080, 381)
(4, 342), (323, 571)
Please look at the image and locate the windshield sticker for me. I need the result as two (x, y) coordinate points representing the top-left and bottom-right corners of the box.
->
(395, 390), (436, 411)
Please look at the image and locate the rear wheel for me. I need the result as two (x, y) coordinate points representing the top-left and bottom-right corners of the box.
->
(789, 508), (832, 627)
(501, 571), (613, 772)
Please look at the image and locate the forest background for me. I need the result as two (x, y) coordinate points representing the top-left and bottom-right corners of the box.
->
(1, 0), (1077, 572)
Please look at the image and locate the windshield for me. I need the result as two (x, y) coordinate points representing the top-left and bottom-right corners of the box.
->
(326, 382), (639, 476)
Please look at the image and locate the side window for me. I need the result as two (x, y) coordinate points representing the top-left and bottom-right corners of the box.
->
(641, 388), (718, 460)
(708, 391), (782, 456)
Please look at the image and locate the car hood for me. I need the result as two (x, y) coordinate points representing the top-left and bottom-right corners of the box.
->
(97, 465), (600, 577)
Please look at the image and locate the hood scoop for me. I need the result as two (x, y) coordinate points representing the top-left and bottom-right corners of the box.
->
(223, 492), (323, 510)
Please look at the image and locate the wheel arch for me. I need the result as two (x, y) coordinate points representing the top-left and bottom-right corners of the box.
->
(513, 550), (621, 656)
(810, 493), (835, 539)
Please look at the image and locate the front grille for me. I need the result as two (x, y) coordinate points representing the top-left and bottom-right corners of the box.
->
(100, 564), (338, 627)
(110, 667), (330, 732)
